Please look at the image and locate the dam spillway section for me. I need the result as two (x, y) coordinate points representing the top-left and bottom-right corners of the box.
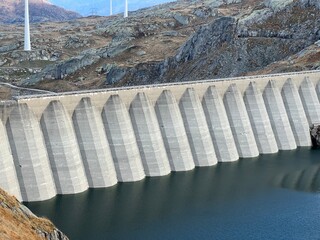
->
(0, 70), (319, 202)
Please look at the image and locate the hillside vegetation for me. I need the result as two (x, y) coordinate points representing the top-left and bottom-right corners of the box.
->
(0, 188), (68, 240)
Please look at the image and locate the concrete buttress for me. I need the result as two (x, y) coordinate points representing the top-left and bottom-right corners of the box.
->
(316, 81), (320, 101)
(244, 82), (278, 154)
(281, 79), (311, 146)
(41, 100), (88, 194)
(223, 84), (259, 158)
(6, 104), (56, 201)
(0, 119), (21, 201)
(129, 93), (171, 176)
(202, 86), (239, 162)
(299, 77), (320, 125)
(73, 97), (118, 187)
(179, 88), (217, 166)
(102, 95), (145, 181)
(155, 90), (195, 171)
(263, 80), (297, 150)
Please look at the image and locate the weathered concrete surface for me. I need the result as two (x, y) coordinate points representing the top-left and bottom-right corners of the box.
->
(155, 90), (195, 171)
(6, 104), (56, 201)
(129, 93), (171, 176)
(224, 84), (259, 158)
(179, 88), (217, 166)
(73, 97), (118, 188)
(244, 82), (278, 154)
(316, 81), (320, 102)
(281, 79), (311, 146)
(299, 77), (320, 126)
(0, 70), (319, 201)
(102, 95), (145, 181)
(263, 80), (297, 150)
(0, 119), (21, 201)
(202, 86), (239, 162)
(41, 100), (88, 194)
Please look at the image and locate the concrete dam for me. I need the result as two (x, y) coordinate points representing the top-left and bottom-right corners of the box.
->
(1, 70), (320, 202)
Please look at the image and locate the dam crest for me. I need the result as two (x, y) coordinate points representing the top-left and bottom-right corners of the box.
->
(1, 70), (320, 202)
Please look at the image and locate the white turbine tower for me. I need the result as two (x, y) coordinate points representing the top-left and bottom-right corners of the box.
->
(110, 0), (113, 15)
(124, 0), (128, 18)
(24, 0), (31, 51)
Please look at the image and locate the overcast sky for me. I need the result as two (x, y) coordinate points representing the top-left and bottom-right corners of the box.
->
(50, 0), (176, 16)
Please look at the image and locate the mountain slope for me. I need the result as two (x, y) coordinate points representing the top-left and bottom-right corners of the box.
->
(0, 0), (81, 23)
(1, 0), (320, 94)
(50, 0), (175, 16)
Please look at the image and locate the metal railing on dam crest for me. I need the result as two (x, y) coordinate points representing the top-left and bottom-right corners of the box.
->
(1, 70), (320, 202)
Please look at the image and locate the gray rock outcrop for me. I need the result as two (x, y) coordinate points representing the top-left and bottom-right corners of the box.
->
(101, 0), (320, 86)
(310, 124), (320, 148)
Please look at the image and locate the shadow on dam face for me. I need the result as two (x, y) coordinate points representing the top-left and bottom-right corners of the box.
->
(24, 147), (320, 240)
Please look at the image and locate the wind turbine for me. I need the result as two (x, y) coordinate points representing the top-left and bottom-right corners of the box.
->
(124, 0), (128, 18)
(110, 0), (113, 15)
(24, 0), (31, 51)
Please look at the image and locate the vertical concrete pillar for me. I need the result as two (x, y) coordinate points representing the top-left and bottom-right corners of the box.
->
(73, 97), (118, 188)
(202, 86), (239, 162)
(41, 100), (88, 194)
(244, 82), (278, 154)
(6, 104), (56, 201)
(0, 119), (21, 201)
(263, 80), (297, 150)
(179, 88), (217, 166)
(281, 79), (311, 147)
(299, 77), (320, 126)
(129, 93), (171, 176)
(155, 90), (195, 171)
(223, 83), (259, 158)
(102, 95), (145, 181)
(316, 81), (320, 101)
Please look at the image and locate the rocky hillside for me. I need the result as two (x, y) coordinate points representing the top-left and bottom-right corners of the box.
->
(0, 188), (68, 240)
(0, 0), (81, 23)
(0, 0), (319, 95)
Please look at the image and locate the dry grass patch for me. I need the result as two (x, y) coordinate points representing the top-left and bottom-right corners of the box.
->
(0, 188), (55, 240)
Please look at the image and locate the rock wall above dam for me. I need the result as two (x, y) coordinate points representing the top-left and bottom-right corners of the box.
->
(0, 70), (319, 202)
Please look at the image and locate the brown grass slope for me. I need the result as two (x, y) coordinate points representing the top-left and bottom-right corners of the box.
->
(0, 188), (68, 240)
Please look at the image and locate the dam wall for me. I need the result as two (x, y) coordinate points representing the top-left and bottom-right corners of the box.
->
(0, 70), (319, 202)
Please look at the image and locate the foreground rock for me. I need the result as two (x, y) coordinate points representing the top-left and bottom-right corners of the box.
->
(0, 188), (68, 240)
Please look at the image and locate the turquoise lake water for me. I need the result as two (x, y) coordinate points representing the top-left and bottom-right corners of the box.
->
(25, 148), (320, 240)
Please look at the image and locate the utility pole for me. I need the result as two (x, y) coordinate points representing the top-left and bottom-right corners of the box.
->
(24, 0), (31, 51)
(124, 0), (128, 18)
(110, 0), (113, 15)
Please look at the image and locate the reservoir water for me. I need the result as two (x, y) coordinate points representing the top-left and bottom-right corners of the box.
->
(25, 148), (320, 240)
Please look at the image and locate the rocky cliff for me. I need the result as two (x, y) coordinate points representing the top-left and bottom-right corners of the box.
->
(103, 0), (320, 86)
(0, 0), (81, 23)
(0, 188), (68, 240)
(0, 0), (320, 94)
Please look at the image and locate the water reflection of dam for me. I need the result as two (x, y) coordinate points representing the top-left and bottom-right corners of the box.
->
(275, 165), (320, 193)
(0, 70), (319, 202)
(25, 149), (320, 239)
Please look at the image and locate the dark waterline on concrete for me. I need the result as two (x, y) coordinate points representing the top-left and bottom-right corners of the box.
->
(25, 148), (320, 240)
